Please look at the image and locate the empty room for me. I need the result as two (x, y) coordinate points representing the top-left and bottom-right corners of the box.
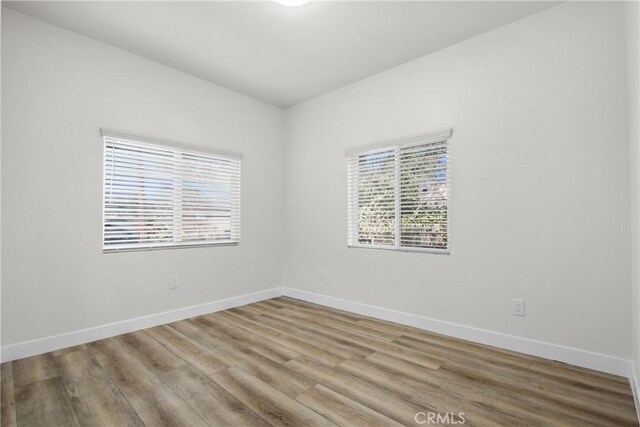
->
(1, 0), (639, 425)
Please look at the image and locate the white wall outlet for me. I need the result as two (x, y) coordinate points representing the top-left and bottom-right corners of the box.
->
(512, 298), (525, 316)
(318, 269), (326, 282)
(170, 275), (179, 289)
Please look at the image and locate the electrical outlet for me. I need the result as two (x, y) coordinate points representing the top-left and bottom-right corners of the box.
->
(318, 269), (326, 282)
(170, 275), (179, 289)
(511, 298), (525, 316)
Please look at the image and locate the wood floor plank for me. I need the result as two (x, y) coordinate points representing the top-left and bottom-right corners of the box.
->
(228, 304), (266, 317)
(50, 345), (87, 358)
(145, 324), (229, 375)
(363, 352), (448, 387)
(276, 297), (529, 371)
(364, 349), (586, 426)
(442, 359), (638, 425)
(12, 354), (60, 388)
(274, 308), (447, 370)
(271, 297), (366, 322)
(285, 355), (430, 426)
(363, 351), (592, 426)
(338, 357), (525, 426)
(88, 338), (208, 427)
(252, 313), (374, 360)
(14, 378), (79, 427)
(199, 314), (301, 364)
(259, 300), (372, 327)
(211, 366), (336, 427)
(393, 333), (533, 369)
(117, 330), (187, 374)
(531, 356), (630, 384)
(7, 298), (638, 427)
(442, 373), (614, 427)
(168, 320), (240, 366)
(1, 363), (17, 427)
(360, 317), (534, 368)
(167, 318), (201, 335)
(296, 384), (405, 427)
(254, 298), (296, 310)
(212, 310), (346, 366)
(55, 349), (144, 427)
(183, 318), (315, 397)
(161, 365), (270, 427)
(279, 306), (401, 342)
(447, 355), (637, 411)
(243, 301), (288, 318)
(529, 358), (633, 396)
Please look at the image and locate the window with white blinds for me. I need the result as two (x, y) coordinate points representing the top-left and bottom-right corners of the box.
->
(347, 128), (451, 254)
(102, 131), (241, 252)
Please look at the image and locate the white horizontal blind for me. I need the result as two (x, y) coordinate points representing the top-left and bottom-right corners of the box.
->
(347, 128), (451, 253)
(103, 133), (240, 252)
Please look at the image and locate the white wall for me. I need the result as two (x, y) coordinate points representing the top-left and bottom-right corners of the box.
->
(2, 2), (635, 367)
(0, 6), (3, 352)
(626, 0), (640, 383)
(282, 2), (632, 358)
(1, 9), (284, 346)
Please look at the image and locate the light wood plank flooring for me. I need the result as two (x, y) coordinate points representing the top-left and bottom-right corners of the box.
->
(1, 297), (637, 426)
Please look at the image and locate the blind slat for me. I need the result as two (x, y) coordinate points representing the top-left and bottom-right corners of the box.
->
(103, 133), (241, 252)
(347, 128), (451, 253)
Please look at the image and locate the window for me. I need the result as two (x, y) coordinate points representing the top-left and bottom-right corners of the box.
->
(102, 130), (241, 252)
(347, 128), (451, 253)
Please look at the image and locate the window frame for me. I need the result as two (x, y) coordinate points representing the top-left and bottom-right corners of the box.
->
(346, 128), (452, 255)
(101, 129), (241, 253)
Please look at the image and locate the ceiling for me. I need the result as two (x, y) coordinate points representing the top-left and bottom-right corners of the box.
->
(5, 1), (560, 108)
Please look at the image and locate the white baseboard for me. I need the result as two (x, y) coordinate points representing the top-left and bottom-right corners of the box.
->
(0, 287), (282, 363)
(281, 288), (633, 378)
(631, 363), (640, 424)
(1, 285), (634, 385)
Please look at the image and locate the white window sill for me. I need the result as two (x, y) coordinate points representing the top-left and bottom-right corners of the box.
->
(103, 241), (239, 253)
(347, 244), (450, 255)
